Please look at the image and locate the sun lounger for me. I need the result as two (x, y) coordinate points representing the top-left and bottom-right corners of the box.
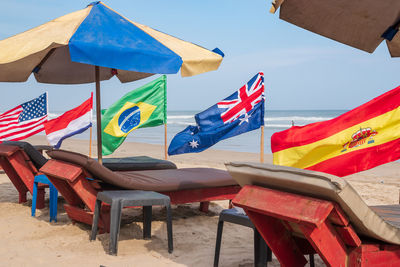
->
(0, 141), (50, 208)
(226, 162), (400, 266)
(0, 141), (177, 210)
(39, 150), (240, 232)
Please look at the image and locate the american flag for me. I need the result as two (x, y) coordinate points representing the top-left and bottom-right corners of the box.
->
(0, 93), (48, 141)
(217, 72), (264, 124)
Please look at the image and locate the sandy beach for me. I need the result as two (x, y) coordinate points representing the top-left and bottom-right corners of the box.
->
(0, 135), (399, 267)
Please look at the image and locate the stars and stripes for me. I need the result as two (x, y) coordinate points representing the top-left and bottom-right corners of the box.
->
(217, 72), (264, 124)
(0, 93), (48, 141)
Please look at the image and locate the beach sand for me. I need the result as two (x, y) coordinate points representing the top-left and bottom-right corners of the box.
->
(0, 135), (399, 266)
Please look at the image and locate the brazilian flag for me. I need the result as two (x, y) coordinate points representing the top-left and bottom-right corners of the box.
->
(102, 75), (166, 155)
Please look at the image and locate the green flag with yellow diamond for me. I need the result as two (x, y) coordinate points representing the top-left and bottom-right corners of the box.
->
(102, 75), (167, 155)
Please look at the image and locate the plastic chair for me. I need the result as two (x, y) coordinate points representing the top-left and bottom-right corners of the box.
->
(31, 174), (58, 222)
(90, 190), (173, 255)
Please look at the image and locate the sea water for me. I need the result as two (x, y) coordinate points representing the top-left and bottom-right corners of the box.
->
(48, 109), (348, 153)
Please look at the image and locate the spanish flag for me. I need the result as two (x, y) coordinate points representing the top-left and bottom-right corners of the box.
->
(272, 86), (400, 177)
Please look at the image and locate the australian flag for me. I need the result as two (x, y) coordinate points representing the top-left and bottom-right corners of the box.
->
(168, 72), (265, 155)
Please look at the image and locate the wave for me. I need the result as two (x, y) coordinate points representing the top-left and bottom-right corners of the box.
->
(167, 122), (193, 126)
(167, 115), (195, 120)
(265, 116), (332, 122)
(265, 124), (292, 128)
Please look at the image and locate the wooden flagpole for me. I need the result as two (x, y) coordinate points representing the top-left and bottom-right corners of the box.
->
(89, 126), (93, 158)
(164, 76), (168, 160)
(95, 66), (102, 164)
(164, 124), (168, 160)
(260, 125), (264, 163)
(89, 92), (93, 158)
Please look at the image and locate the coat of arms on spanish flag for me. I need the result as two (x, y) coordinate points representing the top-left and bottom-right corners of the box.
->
(271, 86), (400, 177)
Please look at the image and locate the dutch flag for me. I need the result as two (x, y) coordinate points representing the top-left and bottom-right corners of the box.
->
(44, 93), (93, 149)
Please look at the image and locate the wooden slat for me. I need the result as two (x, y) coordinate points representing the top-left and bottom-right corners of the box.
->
(163, 185), (240, 204)
(233, 185), (334, 227)
(299, 219), (348, 266)
(247, 209), (308, 267)
(40, 159), (83, 182)
(335, 225), (362, 247)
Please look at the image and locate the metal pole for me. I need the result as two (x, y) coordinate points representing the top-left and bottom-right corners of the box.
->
(95, 66), (102, 164)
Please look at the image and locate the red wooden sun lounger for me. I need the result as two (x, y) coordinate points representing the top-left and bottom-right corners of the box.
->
(0, 141), (178, 211)
(0, 143), (50, 208)
(227, 162), (400, 266)
(40, 150), (240, 232)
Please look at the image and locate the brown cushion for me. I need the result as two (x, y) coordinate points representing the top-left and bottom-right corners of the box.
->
(102, 156), (177, 171)
(47, 149), (236, 191)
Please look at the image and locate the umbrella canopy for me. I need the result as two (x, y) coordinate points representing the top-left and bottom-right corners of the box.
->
(0, 1), (223, 83)
(270, 0), (400, 57)
(0, 1), (224, 162)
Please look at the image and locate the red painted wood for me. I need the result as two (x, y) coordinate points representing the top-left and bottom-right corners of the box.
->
(64, 204), (111, 232)
(246, 209), (308, 267)
(47, 176), (84, 207)
(349, 245), (400, 266)
(0, 145), (19, 156)
(69, 174), (100, 212)
(335, 225), (362, 247)
(8, 151), (36, 192)
(0, 156), (28, 203)
(233, 185), (400, 266)
(233, 185), (333, 227)
(299, 222), (348, 266)
(329, 203), (350, 226)
(36, 187), (45, 209)
(40, 160), (83, 182)
(199, 201), (209, 212)
(163, 185), (240, 204)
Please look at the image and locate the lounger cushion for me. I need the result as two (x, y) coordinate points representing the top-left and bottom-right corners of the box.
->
(226, 162), (400, 245)
(47, 149), (236, 191)
(102, 156), (177, 171)
(47, 149), (176, 171)
(3, 141), (48, 169)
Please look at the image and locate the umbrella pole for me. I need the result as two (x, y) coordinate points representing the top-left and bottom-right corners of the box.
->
(95, 66), (103, 164)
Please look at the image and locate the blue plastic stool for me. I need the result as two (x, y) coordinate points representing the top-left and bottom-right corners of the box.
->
(31, 175), (58, 222)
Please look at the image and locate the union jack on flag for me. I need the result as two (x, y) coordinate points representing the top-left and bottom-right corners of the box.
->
(168, 72), (265, 155)
(217, 72), (264, 124)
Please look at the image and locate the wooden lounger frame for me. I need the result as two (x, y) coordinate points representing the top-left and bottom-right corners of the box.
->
(0, 145), (47, 208)
(233, 185), (400, 266)
(41, 159), (240, 232)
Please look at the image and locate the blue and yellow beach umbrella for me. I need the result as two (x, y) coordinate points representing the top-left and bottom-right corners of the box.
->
(0, 1), (224, 84)
(0, 1), (224, 161)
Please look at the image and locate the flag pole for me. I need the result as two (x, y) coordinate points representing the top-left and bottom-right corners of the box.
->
(95, 66), (102, 164)
(164, 123), (168, 160)
(164, 75), (168, 160)
(260, 125), (264, 163)
(46, 91), (51, 147)
(89, 126), (93, 158)
(89, 92), (93, 158)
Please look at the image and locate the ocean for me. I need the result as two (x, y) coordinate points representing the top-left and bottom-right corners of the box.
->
(48, 109), (348, 153)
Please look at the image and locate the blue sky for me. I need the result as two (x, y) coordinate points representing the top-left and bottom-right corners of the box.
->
(1, 0), (400, 112)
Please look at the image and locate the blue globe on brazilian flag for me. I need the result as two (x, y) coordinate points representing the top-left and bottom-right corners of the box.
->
(101, 75), (166, 155)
